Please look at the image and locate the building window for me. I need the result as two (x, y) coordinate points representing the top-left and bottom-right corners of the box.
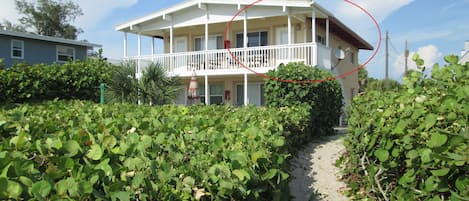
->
(199, 84), (224, 105)
(316, 35), (326, 46)
(11, 40), (24, 59)
(57, 46), (75, 62)
(236, 31), (268, 48)
(350, 52), (355, 64)
(194, 36), (223, 51)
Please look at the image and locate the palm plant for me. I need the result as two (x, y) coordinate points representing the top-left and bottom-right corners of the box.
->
(105, 60), (139, 104)
(139, 63), (182, 105)
(106, 61), (182, 105)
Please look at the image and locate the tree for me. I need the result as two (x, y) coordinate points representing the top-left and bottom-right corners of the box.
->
(0, 20), (27, 32)
(15, 0), (83, 39)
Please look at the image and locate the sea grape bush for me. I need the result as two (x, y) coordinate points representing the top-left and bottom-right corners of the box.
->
(0, 59), (112, 104)
(0, 101), (310, 200)
(342, 55), (469, 200)
(264, 62), (343, 137)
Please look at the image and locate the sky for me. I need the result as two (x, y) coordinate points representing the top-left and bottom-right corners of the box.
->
(1, 0), (468, 80)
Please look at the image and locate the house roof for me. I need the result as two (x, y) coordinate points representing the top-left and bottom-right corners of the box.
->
(316, 17), (373, 50)
(0, 29), (102, 48)
(116, 0), (373, 50)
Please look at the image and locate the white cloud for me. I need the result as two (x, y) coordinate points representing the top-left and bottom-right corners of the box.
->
(73, 0), (138, 29)
(0, 0), (138, 30)
(0, 0), (20, 23)
(336, 0), (414, 24)
(393, 45), (442, 76)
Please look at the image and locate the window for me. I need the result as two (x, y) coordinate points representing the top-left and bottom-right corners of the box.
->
(11, 40), (24, 59)
(350, 52), (355, 64)
(57, 46), (75, 62)
(236, 31), (268, 48)
(199, 84), (224, 105)
(194, 36), (223, 51)
(316, 35), (326, 46)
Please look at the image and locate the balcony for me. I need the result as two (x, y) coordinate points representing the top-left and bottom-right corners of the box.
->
(125, 43), (332, 77)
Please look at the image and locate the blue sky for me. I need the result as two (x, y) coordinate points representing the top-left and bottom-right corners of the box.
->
(1, 0), (468, 80)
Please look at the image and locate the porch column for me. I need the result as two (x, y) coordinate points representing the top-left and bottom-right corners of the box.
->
(123, 32), (128, 58)
(137, 33), (142, 76)
(205, 6), (210, 105)
(243, 11), (248, 48)
(288, 8), (292, 59)
(151, 37), (155, 61)
(137, 32), (142, 105)
(312, 8), (316, 44)
(312, 8), (317, 66)
(244, 73), (248, 106)
(205, 75), (209, 105)
(170, 20), (174, 53)
(326, 17), (330, 47)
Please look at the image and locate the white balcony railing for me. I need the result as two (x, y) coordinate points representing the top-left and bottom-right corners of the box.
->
(125, 43), (331, 77)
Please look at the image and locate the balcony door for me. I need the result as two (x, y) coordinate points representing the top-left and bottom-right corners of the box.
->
(236, 83), (264, 106)
(236, 31), (268, 48)
(276, 27), (289, 45)
(174, 37), (187, 52)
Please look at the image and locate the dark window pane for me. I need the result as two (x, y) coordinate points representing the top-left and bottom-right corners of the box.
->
(260, 31), (268, 46)
(211, 96), (223, 105)
(236, 33), (243, 48)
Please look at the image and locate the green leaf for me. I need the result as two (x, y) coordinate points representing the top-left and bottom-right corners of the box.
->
(6, 180), (22, 198)
(406, 150), (419, 159)
(427, 133), (448, 148)
(424, 114), (438, 130)
(444, 55), (459, 64)
(111, 191), (131, 201)
(374, 149), (389, 162)
(64, 140), (81, 157)
(233, 169), (251, 182)
(86, 144), (103, 160)
(430, 168), (450, 177)
(272, 137), (285, 148)
(95, 158), (112, 176)
(262, 169), (279, 180)
(31, 180), (52, 198)
(421, 148), (432, 163)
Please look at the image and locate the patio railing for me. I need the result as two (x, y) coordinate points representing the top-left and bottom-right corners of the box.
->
(125, 43), (331, 77)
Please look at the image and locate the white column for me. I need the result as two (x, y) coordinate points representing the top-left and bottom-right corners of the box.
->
(312, 8), (317, 66)
(288, 9), (292, 60)
(244, 73), (248, 106)
(205, 75), (209, 105)
(137, 33), (142, 105)
(326, 18), (330, 47)
(123, 32), (128, 58)
(151, 37), (155, 55)
(170, 21), (174, 53)
(243, 11), (248, 48)
(312, 8), (316, 43)
(204, 6), (210, 105)
(151, 37), (155, 61)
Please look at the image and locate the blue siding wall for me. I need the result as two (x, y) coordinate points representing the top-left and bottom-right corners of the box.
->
(0, 35), (89, 67)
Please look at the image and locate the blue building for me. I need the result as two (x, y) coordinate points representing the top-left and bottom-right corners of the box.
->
(0, 29), (101, 67)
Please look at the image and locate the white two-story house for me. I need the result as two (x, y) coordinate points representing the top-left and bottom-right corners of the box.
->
(116, 0), (373, 106)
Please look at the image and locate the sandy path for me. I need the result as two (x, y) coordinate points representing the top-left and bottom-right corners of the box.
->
(289, 133), (348, 201)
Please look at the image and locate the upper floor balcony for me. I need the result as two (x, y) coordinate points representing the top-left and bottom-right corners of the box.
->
(125, 42), (332, 77)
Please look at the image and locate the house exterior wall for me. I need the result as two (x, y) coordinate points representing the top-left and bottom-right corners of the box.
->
(163, 16), (305, 52)
(0, 35), (88, 67)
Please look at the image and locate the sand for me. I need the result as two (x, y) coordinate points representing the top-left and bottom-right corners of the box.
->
(289, 133), (348, 201)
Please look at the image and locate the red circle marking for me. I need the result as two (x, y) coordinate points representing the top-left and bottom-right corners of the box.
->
(223, 0), (382, 83)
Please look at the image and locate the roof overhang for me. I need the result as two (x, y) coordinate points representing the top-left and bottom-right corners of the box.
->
(0, 29), (102, 48)
(116, 0), (315, 33)
(316, 17), (373, 50)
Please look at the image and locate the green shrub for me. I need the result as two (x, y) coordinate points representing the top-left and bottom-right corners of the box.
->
(0, 59), (112, 104)
(342, 55), (469, 200)
(0, 100), (310, 200)
(106, 61), (182, 105)
(264, 62), (343, 137)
